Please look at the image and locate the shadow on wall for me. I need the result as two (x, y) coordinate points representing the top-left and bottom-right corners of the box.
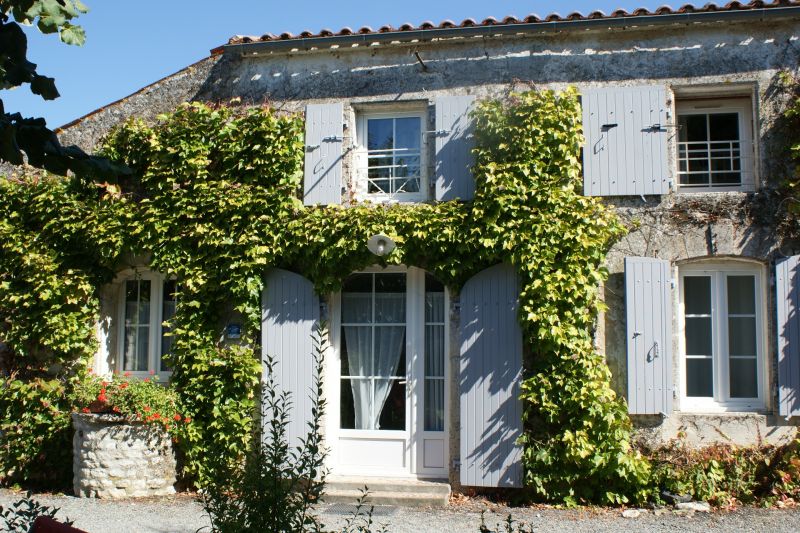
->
(193, 28), (800, 104)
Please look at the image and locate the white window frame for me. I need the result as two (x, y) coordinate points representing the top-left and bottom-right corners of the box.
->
(678, 261), (767, 412)
(355, 110), (428, 203)
(676, 97), (755, 193)
(114, 270), (176, 380)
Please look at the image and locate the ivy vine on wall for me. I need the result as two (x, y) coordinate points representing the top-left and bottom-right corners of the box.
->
(0, 89), (651, 503)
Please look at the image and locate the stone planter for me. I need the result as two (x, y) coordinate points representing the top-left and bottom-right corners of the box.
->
(72, 412), (177, 498)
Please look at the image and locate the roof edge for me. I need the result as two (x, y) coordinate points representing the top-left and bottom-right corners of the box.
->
(56, 55), (217, 133)
(221, 5), (800, 56)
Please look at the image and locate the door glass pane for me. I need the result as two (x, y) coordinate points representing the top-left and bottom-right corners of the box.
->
(730, 358), (758, 398)
(727, 275), (755, 315)
(686, 358), (713, 397)
(424, 273), (445, 432)
(340, 272), (407, 431)
(377, 379), (406, 430)
(425, 379), (444, 432)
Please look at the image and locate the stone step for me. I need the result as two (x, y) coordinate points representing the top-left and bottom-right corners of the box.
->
(326, 476), (451, 495)
(323, 476), (450, 508)
(322, 488), (449, 508)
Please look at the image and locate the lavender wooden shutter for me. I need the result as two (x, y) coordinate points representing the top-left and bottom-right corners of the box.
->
(435, 95), (476, 201)
(582, 86), (670, 196)
(625, 257), (673, 415)
(303, 103), (343, 205)
(262, 269), (320, 448)
(459, 264), (523, 488)
(777, 255), (800, 417)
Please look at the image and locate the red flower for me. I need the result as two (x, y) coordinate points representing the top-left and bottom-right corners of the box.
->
(120, 382), (129, 389)
(149, 369), (155, 375)
(143, 378), (150, 383)
(87, 369), (95, 375)
(101, 381), (109, 387)
(123, 371), (132, 377)
(173, 414), (181, 421)
(153, 413), (161, 420)
(144, 406), (151, 412)
(184, 417), (191, 424)
(165, 424), (171, 431)
(81, 407), (90, 413)
(112, 406), (121, 413)
(41, 400), (50, 408)
(97, 394), (107, 403)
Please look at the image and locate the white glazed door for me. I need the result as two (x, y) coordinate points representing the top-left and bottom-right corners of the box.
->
(328, 267), (447, 478)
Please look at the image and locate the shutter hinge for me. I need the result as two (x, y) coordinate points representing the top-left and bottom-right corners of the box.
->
(670, 278), (676, 290)
(673, 385), (677, 399)
(452, 459), (461, 469)
(424, 129), (451, 136)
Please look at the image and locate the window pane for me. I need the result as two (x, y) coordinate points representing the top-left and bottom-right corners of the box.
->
(395, 117), (421, 150)
(424, 379), (444, 431)
(367, 119), (393, 151)
(730, 358), (758, 398)
(727, 275), (755, 315)
(679, 114), (708, 142)
(137, 280), (151, 323)
(728, 317), (757, 356)
(684, 276), (711, 315)
(709, 113), (739, 141)
(711, 172), (741, 186)
(425, 325), (445, 377)
(686, 358), (713, 397)
(685, 317), (712, 355)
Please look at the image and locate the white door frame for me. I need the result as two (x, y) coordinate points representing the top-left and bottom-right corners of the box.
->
(325, 265), (448, 478)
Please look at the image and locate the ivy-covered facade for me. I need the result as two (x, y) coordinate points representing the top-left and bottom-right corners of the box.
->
(4, 1), (800, 504)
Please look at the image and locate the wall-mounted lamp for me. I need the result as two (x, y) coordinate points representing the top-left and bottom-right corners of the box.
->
(367, 233), (396, 256)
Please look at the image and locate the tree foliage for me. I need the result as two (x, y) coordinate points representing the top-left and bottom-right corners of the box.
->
(0, 0), (127, 177)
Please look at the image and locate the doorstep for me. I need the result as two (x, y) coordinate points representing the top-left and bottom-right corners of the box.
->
(323, 475), (451, 508)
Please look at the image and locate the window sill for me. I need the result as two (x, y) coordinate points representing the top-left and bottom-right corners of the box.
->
(678, 403), (766, 415)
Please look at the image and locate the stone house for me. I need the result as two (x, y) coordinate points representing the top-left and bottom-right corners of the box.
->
(56, 1), (800, 492)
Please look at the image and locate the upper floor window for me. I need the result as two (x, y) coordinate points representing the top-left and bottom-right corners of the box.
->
(677, 98), (755, 192)
(679, 262), (764, 411)
(356, 111), (427, 202)
(115, 271), (177, 377)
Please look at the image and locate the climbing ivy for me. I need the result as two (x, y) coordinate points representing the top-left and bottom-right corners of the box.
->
(0, 90), (650, 502)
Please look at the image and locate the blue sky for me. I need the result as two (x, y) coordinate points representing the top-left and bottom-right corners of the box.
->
(5, 1), (672, 128)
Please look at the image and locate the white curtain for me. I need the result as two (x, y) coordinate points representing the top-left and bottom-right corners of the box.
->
(343, 325), (373, 429)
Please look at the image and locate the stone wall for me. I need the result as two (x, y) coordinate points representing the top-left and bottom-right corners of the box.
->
(72, 413), (176, 498)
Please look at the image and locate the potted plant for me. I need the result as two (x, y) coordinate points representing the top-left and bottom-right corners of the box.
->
(71, 372), (187, 498)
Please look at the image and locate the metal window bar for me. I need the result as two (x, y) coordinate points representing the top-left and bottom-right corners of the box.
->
(678, 140), (746, 187)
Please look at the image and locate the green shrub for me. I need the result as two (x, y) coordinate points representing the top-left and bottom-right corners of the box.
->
(647, 433), (800, 507)
(0, 491), (73, 533)
(0, 377), (73, 486)
(200, 327), (327, 532)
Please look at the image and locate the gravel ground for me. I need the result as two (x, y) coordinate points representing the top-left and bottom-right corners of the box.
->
(3, 489), (800, 533)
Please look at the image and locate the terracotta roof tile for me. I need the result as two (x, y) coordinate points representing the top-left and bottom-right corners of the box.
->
(225, 1), (800, 46)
